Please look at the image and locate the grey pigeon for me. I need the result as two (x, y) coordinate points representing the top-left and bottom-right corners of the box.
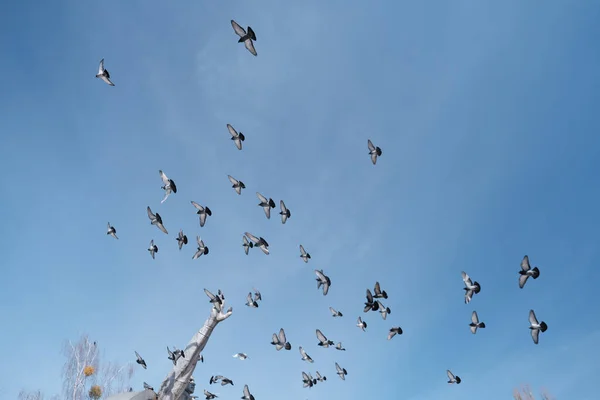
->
(192, 236), (209, 259)
(147, 206), (168, 234)
(159, 170), (177, 204)
(107, 222), (118, 239)
(228, 175), (246, 195)
(519, 255), (541, 289)
(143, 382), (154, 391)
(367, 139), (382, 165)
(302, 371), (315, 388)
(447, 370), (461, 384)
(241, 384), (254, 400)
(316, 329), (334, 348)
(299, 346), (314, 363)
(279, 200), (291, 224)
(335, 362), (348, 380)
(166, 346), (179, 365)
(227, 124), (245, 150)
(253, 287), (262, 301)
(357, 316), (367, 331)
(329, 307), (343, 317)
(176, 229), (188, 250)
(388, 327), (403, 340)
(231, 20), (257, 56)
(271, 328), (291, 351)
(315, 371), (326, 382)
(315, 269), (331, 295)
(244, 232), (269, 255)
(364, 288), (379, 312)
(377, 301), (391, 320)
(96, 58), (115, 86)
(242, 235), (254, 255)
(233, 353), (249, 360)
(256, 192), (276, 219)
(204, 289), (222, 305)
(220, 377), (234, 386)
(299, 245), (311, 263)
(245, 292), (259, 308)
(148, 240), (158, 259)
(529, 309), (548, 344)
(461, 271), (481, 304)
(204, 389), (218, 399)
(191, 201), (212, 227)
(134, 351), (147, 369)
(373, 281), (388, 299)
(469, 311), (486, 334)
(335, 342), (346, 351)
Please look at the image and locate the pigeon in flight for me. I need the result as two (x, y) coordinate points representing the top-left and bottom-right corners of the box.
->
(245, 292), (259, 308)
(244, 232), (269, 255)
(96, 58), (115, 86)
(315, 371), (326, 382)
(299, 346), (314, 363)
(364, 288), (379, 312)
(388, 327), (403, 340)
(233, 353), (249, 360)
(447, 370), (461, 384)
(143, 382), (154, 391)
(192, 236), (209, 259)
(176, 229), (188, 250)
(241, 384), (255, 400)
(227, 124), (245, 150)
(529, 309), (548, 344)
(377, 301), (391, 320)
(203, 389), (218, 399)
(210, 375), (233, 386)
(228, 175), (246, 195)
(159, 170), (177, 204)
(316, 329), (334, 348)
(329, 307), (343, 317)
(335, 342), (346, 351)
(279, 200), (291, 224)
(106, 222), (118, 239)
(469, 311), (486, 334)
(256, 192), (276, 219)
(191, 201), (212, 228)
(299, 245), (311, 263)
(148, 240), (158, 259)
(335, 362), (348, 380)
(204, 289), (222, 306)
(373, 281), (388, 299)
(134, 351), (147, 369)
(357, 316), (367, 331)
(147, 206), (168, 234)
(231, 20), (257, 56)
(271, 328), (292, 351)
(302, 371), (315, 388)
(461, 271), (481, 304)
(315, 269), (331, 295)
(253, 287), (262, 301)
(519, 255), (541, 289)
(167, 346), (182, 365)
(242, 236), (254, 255)
(367, 139), (382, 165)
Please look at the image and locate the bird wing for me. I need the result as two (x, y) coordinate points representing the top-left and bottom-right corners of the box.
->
(135, 351), (142, 360)
(234, 137), (243, 150)
(199, 212), (207, 227)
(263, 205), (271, 219)
(228, 175), (238, 185)
(374, 281), (382, 295)
(159, 170), (170, 186)
(244, 39), (257, 56)
(329, 307), (337, 316)
(461, 271), (473, 286)
(280, 200), (287, 213)
(529, 309), (539, 325)
(316, 329), (327, 343)
(387, 330), (397, 340)
(191, 200), (203, 210)
(256, 192), (268, 204)
(519, 274), (529, 289)
(98, 59), (105, 74)
(157, 222), (168, 234)
(471, 311), (479, 324)
(335, 362), (342, 373)
(147, 206), (155, 220)
(531, 327), (540, 344)
(245, 232), (260, 244)
(231, 20), (247, 37)
(278, 328), (287, 344)
(246, 292), (253, 304)
(521, 255), (531, 271)
(447, 370), (455, 381)
(322, 280), (330, 295)
(371, 152), (378, 164)
(100, 75), (114, 86)
(315, 269), (326, 282)
(243, 385), (250, 399)
(160, 191), (170, 204)
(366, 288), (374, 303)
(227, 123), (239, 138)
(300, 245), (307, 256)
(204, 288), (216, 301)
(368, 139), (375, 152)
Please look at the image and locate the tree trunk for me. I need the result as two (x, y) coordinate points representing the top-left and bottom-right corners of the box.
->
(157, 292), (232, 400)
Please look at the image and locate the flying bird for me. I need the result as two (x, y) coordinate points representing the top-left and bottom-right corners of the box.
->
(519, 255), (541, 289)
(373, 281), (388, 299)
(364, 288), (379, 312)
(192, 236), (209, 259)
(299, 346), (314, 363)
(231, 20), (257, 56)
(461, 271), (481, 304)
(204, 289), (222, 305)
(335, 362), (348, 380)
(315, 371), (326, 382)
(388, 327), (403, 340)
(176, 229), (188, 250)
(96, 58), (115, 86)
(279, 200), (291, 224)
(329, 307), (343, 317)
(143, 382), (154, 391)
(315, 269), (331, 295)
(134, 351), (147, 369)
(299, 245), (311, 263)
(227, 124), (245, 150)
(256, 192), (276, 219)
(159, 170), (177, 204)
(367, 139), (382, 165)
(244, 232), (269, 255)
(148, 240), (158, 259)
(241, 384), (255, 400)
(106, 222), (118, 239)
(242, 236), (254, 255)
(245, 292), (259, 308)
(203, 389), (218, 399)
(357, 316), (367, 331)
(316, 329), (334, 348)
(147, 206), (168, 234)
(377, 301), (391, 320)
(191, 201), (212, 227)
(233, 353), (249, 360)
(335, 342), (346, 351)
(271, 328), (292, 351)
(228, 175), (246, 195)
(302, 371), (315, 388)
(447, 370), (461, 384)
(213, 376), (233, 386)
(469, 311), (486, 334)
(167, 346), (182, 365)
(529, 309), (548, 344)
(253, 287), (262, 301)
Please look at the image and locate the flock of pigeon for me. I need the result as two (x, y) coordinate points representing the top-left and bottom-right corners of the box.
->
(97, 17), (548, 399)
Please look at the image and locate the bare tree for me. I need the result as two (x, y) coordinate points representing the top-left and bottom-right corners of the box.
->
(513, 384), (555, 400)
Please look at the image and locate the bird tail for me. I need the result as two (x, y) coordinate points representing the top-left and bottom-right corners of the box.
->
(539, 321), (548, 332)
(247, 26), (257, 41)
(382, 290), (388, 299)
(455, 376), (461, 384)
(532, 267), (540, 279)
(269, 198), (275, 208)
(285, 342), (292, 350)
(473, 282), (481, 293)
(479, 322), (486, 329)
(249, 242), (254, 248)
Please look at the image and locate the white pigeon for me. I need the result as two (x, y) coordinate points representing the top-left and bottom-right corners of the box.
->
(461, 271), (481, 304)
(299, 245), (311, 263)
(96, 58), (115, 86)
(233, 353), (249, 360)
(335, 362), (348, 380)
(299, 346), (314, 363)
(447, 369), (461, 384)
(357, 316), (367, 331)
(528, 309), (548, 344)
(107, 222), (118, 239)
(159, 170), (177, 204)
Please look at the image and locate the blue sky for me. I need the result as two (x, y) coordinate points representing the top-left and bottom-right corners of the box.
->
(1, 0), (600, 399)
